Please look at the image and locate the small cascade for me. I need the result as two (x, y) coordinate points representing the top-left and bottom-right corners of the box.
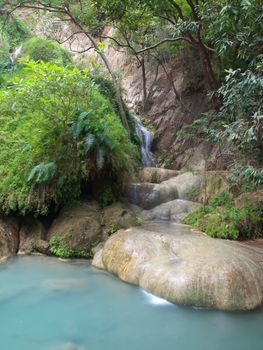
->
(134, 116), (155, 167)
(10, 46), (22, 64)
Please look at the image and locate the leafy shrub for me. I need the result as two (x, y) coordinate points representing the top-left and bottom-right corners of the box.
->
(204, 208), (240, 240)
(184, 192), (263, 240)
(106, 223), (118, 236)
(0, 60), (138, 215)
(135, 215), (142, 226)
(209, 191), (231, 207)
(228, 165), (263, 194)
(50, 236), (92, 259)
(184, 206), (212, 230)
(22, 37), (72, 65)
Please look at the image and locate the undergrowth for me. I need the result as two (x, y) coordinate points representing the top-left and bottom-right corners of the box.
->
(184, 191), (263, 240)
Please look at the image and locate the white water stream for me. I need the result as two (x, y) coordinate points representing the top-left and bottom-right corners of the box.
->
(134, 116), (155, 167)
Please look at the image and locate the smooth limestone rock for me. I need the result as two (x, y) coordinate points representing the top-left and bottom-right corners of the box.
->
(0, 217), (19, 260)
(142, 199), (201, 222)
(48, 201), (101, 255)
(93, 223), (263, 311)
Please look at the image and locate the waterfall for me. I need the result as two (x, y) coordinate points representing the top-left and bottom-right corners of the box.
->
(10, 46), (22, 64)
(134, 116), (155, 167)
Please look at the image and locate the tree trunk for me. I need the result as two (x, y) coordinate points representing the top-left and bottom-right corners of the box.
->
(197, 41), (219, 92)
(141, 58), (147, 113)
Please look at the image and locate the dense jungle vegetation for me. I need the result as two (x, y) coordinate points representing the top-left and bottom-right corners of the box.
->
(0, 0), (262, 238)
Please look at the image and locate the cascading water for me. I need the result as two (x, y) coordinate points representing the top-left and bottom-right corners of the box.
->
(134, 116), (155, 167)
(10, 46), (22, 64)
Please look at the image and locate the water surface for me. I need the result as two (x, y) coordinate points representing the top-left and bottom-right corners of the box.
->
(0, 256), (262, 350)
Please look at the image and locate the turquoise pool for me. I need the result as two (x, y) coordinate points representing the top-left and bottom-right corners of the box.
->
(0, 256), (262, 350)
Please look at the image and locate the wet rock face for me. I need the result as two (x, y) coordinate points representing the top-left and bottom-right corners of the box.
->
(47, 201), (102, 255)
(93, 223), (263, 311)
(0, 217), (19, 260)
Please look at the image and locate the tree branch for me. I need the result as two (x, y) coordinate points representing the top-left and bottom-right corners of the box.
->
(135, 37), (193, 54)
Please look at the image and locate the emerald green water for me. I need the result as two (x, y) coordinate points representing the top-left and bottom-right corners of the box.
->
(0, 256), (262, 350)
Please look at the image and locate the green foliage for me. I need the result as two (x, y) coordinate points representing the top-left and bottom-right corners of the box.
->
(217, 67), (263, 159)
(0, 60), (138, 214)
(69, 0), (105, 35)
(228, 165), (263, 193)
(184, 206), (212, 229)
(184, 191), (263, 240)
(50, 236), (92, 258)
(21, 37), (72, 65)
(106, 223), (118, 236)
(204, 208), (240, 240)
(135, 215), (142, 226)
(98, 185), (117, 208)
(209, 191), (231, 207)
(50, 236), (75, 258)
(28, 162), (57, 184)
(206, 0), (262, 71)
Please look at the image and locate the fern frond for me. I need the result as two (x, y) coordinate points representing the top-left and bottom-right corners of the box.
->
(28, 162), (57, 183)
(71, 111), (90, 139)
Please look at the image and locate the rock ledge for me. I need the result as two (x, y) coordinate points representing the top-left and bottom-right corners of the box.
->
(93, 223), (263, 311)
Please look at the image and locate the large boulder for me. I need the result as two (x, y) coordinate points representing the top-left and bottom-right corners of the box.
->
(0, 217), (19, 260)
(93, 223), (263, 311)
(48, 201), (101, 256)
(19, 217), (49, 255)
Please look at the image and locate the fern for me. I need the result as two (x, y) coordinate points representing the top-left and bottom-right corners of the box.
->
(28, 162), (57, 183)
(71, 112), (90, 139)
